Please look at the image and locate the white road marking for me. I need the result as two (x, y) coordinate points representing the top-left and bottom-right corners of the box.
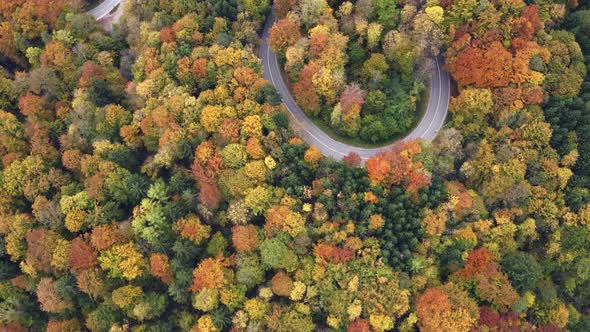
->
(423, 57), (443, 139)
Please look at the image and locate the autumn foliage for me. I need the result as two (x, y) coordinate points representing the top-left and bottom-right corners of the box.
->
(232, 225), (261, 251)
(175, 214), (211, 245)
(79, 62), (106, 88)
(74, 267), (105, 298)
(416, 283), (480, 332)
(25, 228), (58, 273)
(273, 0), (296, 18)
(150, 253), (173, 284)
(313, 243), (355, 264)
(366, 140), (431, 193)
(18, 93), (52, 121)
(476, 306), (535, 331)
(449, 41), (514, 88)
(453, 248), (520, 312)
(36, 278), (72, 313)
(191, 257), (226, 292)
(0, 0), (588, 330)
(271, 271), (293, 297)
(265, 205), (305, 237)
(339, 84), (366, 114)
(192, 160), (223, 210)
(68, 237), (98, 272)
(304, 145), (323, 168)
(46, 319), (81, 332)
(268, 18), (300, 53)
(455, 247), (496, 279)
(347, 319), (371, 332)
(343, 152), (362, 167)
(160, 26), (176, 43)
(292, 62), (321, 114)
(90, 224), (124, 250)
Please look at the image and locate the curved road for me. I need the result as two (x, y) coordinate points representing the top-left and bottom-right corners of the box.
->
(87, 0), (123, 20)
(260, 14), (451, 161)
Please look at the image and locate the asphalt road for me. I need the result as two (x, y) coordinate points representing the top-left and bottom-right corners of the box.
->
(87, 0), (123, 20)
(259, 14), (451, 161)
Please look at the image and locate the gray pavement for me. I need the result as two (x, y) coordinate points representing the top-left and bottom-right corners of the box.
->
(87, 0), (123, 20)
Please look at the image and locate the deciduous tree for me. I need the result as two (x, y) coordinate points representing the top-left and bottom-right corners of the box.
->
(191, 257), (226, 292)
(99, 242), (147, 280)
(232, 225), (261, 251)
(25, 228), (59, 273)
(68, 236), (98, 272)
(149, 253), (173, 284)
(268, 19), (300, 53)
(416, 283), (479, 332)
(36, 278), (72, 313)
(293, 62), (321, 115)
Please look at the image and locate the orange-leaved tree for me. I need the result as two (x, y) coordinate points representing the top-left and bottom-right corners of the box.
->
(268, 18), (300, 53)
(416, 282), (479, 332)
(452, 247), (520, 312)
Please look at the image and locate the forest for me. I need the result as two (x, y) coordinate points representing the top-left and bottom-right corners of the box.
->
(0, 0), (589, 331)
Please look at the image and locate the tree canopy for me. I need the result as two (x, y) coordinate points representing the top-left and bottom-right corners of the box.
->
(0, 0), (589, 331)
